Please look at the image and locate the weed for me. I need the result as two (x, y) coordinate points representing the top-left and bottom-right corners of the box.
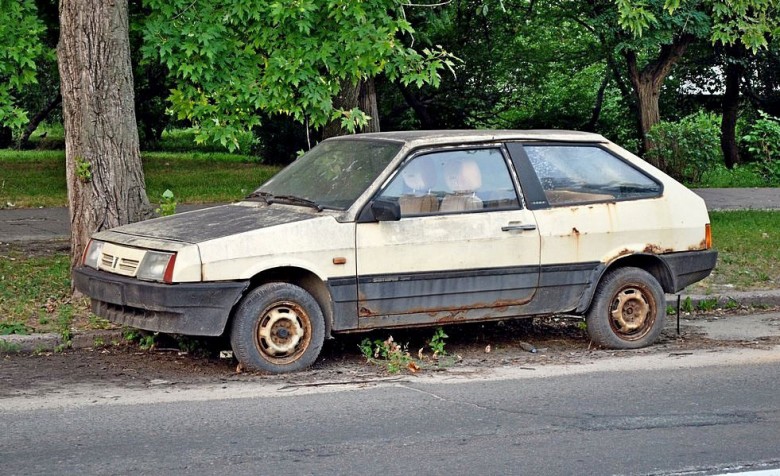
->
(57, 304), (74, 347)
(87, 314), (112, 330)
(122, 328), (157, 350)
(0, 322), (29, 335)
(681, 297), (694, 313)
(666, 305), (677, 315)
(155, 189), (177, 216)
(359, 336), (415, 374)
(74, 157), (92, 182)
(725, 298), (739, 310)
(139, 333), (157, 350)
(93, 337), (105, 347)
(428, 327), (448, 358)
(122, 328), (141, 342)
(697, 298), (719, 312)
(176, 335), (206, 354)
(576, 320), (588, 331)
(0, 340), (22, 353)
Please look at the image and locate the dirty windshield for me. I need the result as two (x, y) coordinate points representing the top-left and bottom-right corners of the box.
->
(254, 139), (402, 210)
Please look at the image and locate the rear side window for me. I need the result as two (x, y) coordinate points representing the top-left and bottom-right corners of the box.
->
(378, 148), (520, 217)
(524, 145), (661, 205)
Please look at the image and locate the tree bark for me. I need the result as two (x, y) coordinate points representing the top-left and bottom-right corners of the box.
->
(721, 45), (744, 169)
(322, 78), (380, 139)
(624, 35), (694, 158)
(58, 0), (153, 274)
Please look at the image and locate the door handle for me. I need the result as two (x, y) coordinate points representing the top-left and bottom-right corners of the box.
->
(502, 223), (537, 232)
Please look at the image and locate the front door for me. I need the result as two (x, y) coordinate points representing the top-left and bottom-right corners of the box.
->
(355, 146), (541, 329)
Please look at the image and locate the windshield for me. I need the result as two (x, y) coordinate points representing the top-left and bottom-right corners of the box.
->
(255, 139), (402, 210)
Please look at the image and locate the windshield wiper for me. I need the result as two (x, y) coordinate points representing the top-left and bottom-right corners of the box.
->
(246, 190), (274, 204)
(269, 194), (323, 212)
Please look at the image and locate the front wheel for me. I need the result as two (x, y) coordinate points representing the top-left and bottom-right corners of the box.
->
(230, 282), (325, 373)
(585, 267), (665, 349)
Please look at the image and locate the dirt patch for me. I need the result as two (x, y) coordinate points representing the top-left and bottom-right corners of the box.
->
(3, 314), (779, 398)
(0, 239), (70, 258)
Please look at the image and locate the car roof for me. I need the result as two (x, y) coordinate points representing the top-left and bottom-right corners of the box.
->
(328, 129), (609, 147)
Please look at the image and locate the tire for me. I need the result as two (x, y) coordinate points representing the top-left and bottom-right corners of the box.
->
(230, 282), (325, 373)
(585, 267), (666, 349)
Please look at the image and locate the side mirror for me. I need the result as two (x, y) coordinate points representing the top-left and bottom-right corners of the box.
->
(370, 199), (401, 222)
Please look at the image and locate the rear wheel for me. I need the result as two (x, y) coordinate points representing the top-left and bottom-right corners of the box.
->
(586, 267), (665, 349)
(230, 282), (325, 373)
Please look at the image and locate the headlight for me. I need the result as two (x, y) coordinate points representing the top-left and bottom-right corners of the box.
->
(137, 251), (177, 283)
(82, 240), (105, 269)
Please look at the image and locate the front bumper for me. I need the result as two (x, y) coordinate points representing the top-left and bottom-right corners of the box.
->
(659, 249), (719, 293)
(73, 266), (250, 336)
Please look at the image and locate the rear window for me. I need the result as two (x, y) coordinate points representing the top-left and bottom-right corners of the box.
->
(524, 145), (661, 205)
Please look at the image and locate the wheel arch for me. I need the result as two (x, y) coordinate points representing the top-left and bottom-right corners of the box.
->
(576, 253), (674, 313)
(228, 267), (335, 337)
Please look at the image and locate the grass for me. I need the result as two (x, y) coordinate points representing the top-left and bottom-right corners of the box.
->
(0, 149), (280, 208)
(1, 211), (776, 335)
(0, 242), (93, 335)
(693, 210), (780, 292)
(693, 163), (780, 188)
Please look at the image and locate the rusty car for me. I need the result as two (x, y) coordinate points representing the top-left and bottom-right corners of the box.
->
(73, 130), (717, 373)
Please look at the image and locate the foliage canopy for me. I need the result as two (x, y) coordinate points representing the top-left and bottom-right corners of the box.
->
(0, 0), (45, 131)
(142, 0), (455, 150)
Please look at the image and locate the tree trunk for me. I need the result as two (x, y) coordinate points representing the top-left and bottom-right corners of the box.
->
(0, 126), (12, 148)
(58, 0), (153, 274)
(358, 79), (380, 133)
(18, 93), (62, 149)
(322, 78), (380, 139)
(634, 79), (662, 157)
(584, 67), (610, 132)
(624, 35), (694, 158)
(397, 81), (436, 129)
(721, 45), (744, 169)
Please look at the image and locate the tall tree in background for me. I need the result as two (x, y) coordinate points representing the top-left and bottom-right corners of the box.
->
(615, 0), (779, 157)
(58, 0), (152, 271)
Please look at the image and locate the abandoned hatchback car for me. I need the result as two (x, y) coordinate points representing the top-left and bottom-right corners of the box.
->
(74, 130), (717, 373)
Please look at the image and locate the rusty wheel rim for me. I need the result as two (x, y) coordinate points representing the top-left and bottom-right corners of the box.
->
(608, 285), (656, 341)
(254, 302), (312, 364)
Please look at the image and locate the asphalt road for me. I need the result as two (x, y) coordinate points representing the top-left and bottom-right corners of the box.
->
(3, 348), (780, 476)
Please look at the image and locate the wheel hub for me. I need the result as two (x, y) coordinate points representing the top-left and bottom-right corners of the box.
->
(610, 288), (650, 332)
(257, 307), (305, 356)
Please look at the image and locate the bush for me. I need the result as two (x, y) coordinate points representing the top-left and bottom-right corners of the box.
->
(742, 111), (780, 163)
(741, 111), (780, 184)
(645, 112), (723, 183)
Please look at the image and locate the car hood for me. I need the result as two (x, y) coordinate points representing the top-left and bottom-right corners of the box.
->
(97, 202), (318, 245)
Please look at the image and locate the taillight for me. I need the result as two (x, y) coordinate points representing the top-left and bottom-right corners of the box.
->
(705, 223), (712, 249)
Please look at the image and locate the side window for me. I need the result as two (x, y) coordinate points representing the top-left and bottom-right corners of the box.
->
(379, 148), (520, 217)
(524, 145), (661, 205)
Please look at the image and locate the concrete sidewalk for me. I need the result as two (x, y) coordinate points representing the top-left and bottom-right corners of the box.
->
(0, 188), (777, 243)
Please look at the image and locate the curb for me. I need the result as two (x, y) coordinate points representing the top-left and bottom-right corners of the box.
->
(3, 290), (779, 354)
(0, 329), (124, 353)
(666, 290), (780, 310)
